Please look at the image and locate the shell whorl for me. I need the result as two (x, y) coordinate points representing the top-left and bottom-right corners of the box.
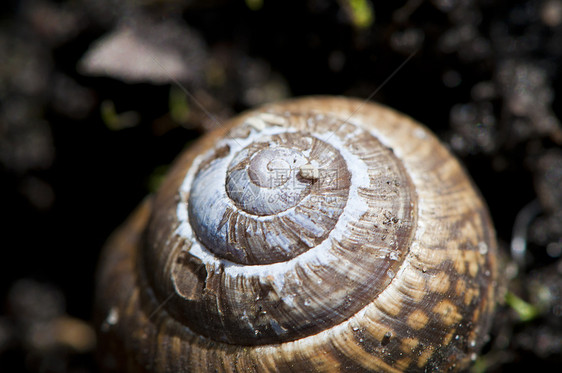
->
(187, 128), (353, 265)
(96, 97), (498, 373)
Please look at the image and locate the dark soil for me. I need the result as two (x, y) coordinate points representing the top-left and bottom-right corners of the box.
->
(1, 0), (561, 372)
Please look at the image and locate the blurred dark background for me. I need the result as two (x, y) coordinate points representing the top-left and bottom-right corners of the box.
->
(1, 0), (561, 372)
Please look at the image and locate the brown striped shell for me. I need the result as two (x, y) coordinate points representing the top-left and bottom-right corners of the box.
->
(95, 96), (498, 372)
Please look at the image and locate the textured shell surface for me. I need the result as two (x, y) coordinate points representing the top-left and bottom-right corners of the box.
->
(95, 96), (498, 373)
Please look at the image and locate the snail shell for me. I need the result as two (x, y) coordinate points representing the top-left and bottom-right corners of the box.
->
(95, 96), (498, 372)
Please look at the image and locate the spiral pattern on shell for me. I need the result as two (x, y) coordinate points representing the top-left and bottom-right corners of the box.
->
(96, 97), (498, 373)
